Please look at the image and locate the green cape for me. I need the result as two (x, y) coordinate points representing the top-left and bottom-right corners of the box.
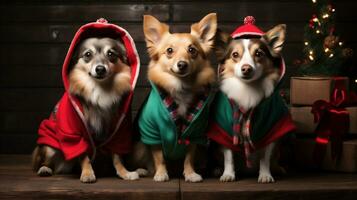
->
(207, 89), (295, 151)
(138, 82), (215, 160)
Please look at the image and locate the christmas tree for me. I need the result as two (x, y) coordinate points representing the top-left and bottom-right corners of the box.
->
(298, 0), (353, 76)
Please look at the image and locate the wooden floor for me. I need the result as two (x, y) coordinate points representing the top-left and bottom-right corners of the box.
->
(1, 155), (357, 200)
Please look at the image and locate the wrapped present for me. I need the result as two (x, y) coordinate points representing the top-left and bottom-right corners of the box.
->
(294, 138), (357, 172)
(290, 106), (357, 134)
(290, 107), (316, 134)
(290, 76), (349, 106)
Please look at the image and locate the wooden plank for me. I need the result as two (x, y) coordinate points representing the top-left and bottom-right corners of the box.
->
(172, 2), (313, 22)
(172, 2), (357, 23)
(0, 23), (144, 43)
(0, 43), (149, 65)
(0, 156), (180, 200)
(2, 22), (357, 44)
(0, 66), (62, 88)
(0, 65), (149, 88)
(0, 134), (36, 154)
(0, 4), (169, 23)
(0, 87), (150, 112)
(0, 112), (48, 133)
(180, 175), (357, 200)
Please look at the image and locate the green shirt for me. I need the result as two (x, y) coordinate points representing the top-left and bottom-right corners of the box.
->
(138, 82), (215, 160)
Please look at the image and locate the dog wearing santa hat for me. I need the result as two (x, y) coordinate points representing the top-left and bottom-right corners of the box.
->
(207, 16), (295, 183)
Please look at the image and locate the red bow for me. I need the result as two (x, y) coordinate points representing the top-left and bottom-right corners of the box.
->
(311, 86), (350, 165)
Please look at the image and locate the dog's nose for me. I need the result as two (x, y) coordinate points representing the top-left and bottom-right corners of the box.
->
(241, 64), (253, 76)
(177, 61), (188, 71)
(95, 65), (106, 76)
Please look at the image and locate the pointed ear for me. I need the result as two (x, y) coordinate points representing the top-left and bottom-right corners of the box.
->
(191, 13), (217, 53)
(262, 24), (286, 56)
(143, 15), (169, 59)
(214, 29), (232, 63)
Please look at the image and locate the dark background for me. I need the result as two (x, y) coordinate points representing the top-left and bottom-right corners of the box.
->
(0, 0), (356, 154)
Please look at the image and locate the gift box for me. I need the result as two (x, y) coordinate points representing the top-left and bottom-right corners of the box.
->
(290, 106), (357, 134)
(293, 138), (357, 172)
(290, 107), (316, 134)
(290, 76), (349, 106)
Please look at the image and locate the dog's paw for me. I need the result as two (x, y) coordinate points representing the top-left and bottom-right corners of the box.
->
(220, 172), (235, 182)
(136, 168), (149, 177)
(37, 166), (53, 177)
(184, 172), (203, 183)
(258, 172), (275, 183)
(122, 171), (139, 181)
(80, 171), (96, 183)
(153, 171), (169, 182)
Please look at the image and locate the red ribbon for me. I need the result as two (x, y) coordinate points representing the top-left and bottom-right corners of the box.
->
(311, 80), (350, 165)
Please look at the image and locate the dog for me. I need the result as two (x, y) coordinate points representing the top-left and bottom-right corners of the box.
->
(137, 13), (217, 182)
(32, 37), (140, 183)
(211, 20), (291, 183)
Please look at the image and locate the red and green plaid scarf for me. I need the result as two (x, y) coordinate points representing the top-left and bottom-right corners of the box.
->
(160, 89), (209, 144)
(230, 99), (255, 168)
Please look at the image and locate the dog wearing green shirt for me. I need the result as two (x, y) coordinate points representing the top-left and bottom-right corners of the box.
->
(137, 13), (217, 182)
(207, 17), (295, 183)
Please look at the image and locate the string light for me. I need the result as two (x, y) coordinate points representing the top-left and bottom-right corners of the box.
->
(312, 0), (317, 3)
(304, 42), (309, 46)
(355, 79), (357, 83)
(339, 42), (343, 46)
(309, 55), (314, 60)
(329, 53), (334, 58)
(322, 14), (329, 19)
(332, 8), (335, 12)
(313, 17), (319, 22)
(324, 48), (330, 53)
(309, 50), (313, 55)
(316, 29), (321, 34)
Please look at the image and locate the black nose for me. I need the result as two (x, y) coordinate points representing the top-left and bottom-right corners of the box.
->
(177, 61), (188, 71)
(241, 64), (253, 75)
(95, 65), (106, 76)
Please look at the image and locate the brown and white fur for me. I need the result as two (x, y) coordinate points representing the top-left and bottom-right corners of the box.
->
(32, 37), (141, 183)
(142, 13), (217, 182)
(215, 24), (286, 183)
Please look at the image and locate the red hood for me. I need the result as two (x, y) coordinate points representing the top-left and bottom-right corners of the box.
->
(61, 18), (140, 115)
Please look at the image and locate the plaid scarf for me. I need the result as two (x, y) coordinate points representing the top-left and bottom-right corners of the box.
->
(230, 99), (255, 168)
(160, 89), (209, 145)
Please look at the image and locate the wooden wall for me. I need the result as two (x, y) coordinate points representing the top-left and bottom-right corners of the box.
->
(1, 0), (356, 154)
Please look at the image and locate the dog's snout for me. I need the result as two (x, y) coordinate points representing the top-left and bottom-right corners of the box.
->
(95, 65), (107, 76)
(177, 61), (188, 71)
(241, 64), (253, 75)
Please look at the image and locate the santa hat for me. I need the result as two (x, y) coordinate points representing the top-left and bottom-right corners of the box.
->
(231, 16), (264, 39)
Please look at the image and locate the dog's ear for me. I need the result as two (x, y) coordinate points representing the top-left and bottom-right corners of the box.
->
(214, 29), (232, 63)
(191, 13), (217, 54)
(143, 15), (169, 59)
(262, 24), (286, 56)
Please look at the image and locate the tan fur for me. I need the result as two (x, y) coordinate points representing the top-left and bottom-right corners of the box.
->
(142, 14), (217, 182)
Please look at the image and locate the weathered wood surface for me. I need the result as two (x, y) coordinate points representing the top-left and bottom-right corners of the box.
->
(1, 155), (357, 200)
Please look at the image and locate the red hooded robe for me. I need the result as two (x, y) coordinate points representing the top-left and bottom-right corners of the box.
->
(37, 18), (140, 161)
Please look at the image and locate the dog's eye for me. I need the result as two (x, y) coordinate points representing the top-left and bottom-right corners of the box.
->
(166, 47), (173, 55)
(84, 51), (92, 58)
(232, 52), (239, 58)
(255, 50), (265, 58)
(107, 50), (117, 58)
(188, 47), (197, 55)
